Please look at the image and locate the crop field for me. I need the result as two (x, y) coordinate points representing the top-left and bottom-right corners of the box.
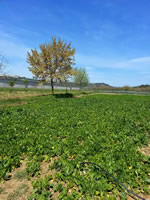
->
(0, 94), (150, 200)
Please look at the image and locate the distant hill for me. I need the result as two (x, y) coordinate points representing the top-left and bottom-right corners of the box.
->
(94, 83), (112, 87)
(135, 84), (150, 88)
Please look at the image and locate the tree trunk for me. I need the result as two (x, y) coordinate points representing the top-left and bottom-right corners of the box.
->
(51, 79), (54, 94)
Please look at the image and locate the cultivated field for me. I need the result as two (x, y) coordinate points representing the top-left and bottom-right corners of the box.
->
(0, 92), (150, 200)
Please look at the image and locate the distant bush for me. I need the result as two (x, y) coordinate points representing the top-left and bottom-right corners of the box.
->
(122, 86), (132, 91)
(9, 80), (15, 87)
(23, 79), (28, 88)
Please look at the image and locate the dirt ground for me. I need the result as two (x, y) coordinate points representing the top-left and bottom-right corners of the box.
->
(0, 156), (149, 200)
(0, 157), (60, 200)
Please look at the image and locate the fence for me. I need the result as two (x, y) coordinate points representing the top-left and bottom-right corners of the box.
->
(0, 76), (79, 90)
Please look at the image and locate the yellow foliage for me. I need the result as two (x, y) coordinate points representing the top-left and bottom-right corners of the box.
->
(27, 36), (76, 93)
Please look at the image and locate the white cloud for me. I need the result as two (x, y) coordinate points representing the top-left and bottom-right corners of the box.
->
(0, 26), (30, 59)
(76, 53), (150, 71)
(0, 38), (30, 59)
(129, 56), (150, 63)
(8, 61), (33, 78)
(85, 66), (93, 70)
(0, 25), (32, 77)
(75, 53), (150, 86)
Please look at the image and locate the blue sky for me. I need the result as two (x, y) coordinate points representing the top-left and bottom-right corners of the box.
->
(0, 0), (150, 86)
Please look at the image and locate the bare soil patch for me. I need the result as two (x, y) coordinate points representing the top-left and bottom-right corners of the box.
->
(127, 192), (150, 200)
(0, 161), (32, 200)
(0, 102), (28, 107)
(0, 93), (51, 100)
(139, 143), (150, 156)
(74, 92), (124, 98)
(0, 156), (61, 200)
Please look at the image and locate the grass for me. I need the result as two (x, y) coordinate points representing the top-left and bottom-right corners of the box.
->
(0, 187), (4, 194)
(1, 87), (149, 107)
(0, 87), (81, 97)
(14, 170), (27, 181)
(0, 88), (89, 106)
(7, 184), (28, 200)
(0, 88), (51, 100)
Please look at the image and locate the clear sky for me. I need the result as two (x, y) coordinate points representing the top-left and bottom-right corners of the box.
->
(0, 0), (150, 86)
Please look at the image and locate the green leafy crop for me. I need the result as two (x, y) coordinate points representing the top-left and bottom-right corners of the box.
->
(28, 175), (53, 200)
(0, 94), (150, 199)
(26, 161), (40, 177)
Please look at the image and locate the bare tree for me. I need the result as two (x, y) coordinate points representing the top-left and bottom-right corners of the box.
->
(0, 53), (7, 75)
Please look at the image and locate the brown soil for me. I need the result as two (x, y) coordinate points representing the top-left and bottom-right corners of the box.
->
(74, 92), (124, 98)
(0, 156), (61, 200)
(127, 193), (150, 200)
(0, 102), (28, 107)
(139, 143), (150, 156)
(0, 93), (51, 100)
(134, 142), (150, 200)
(0, 161), (32, 200)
